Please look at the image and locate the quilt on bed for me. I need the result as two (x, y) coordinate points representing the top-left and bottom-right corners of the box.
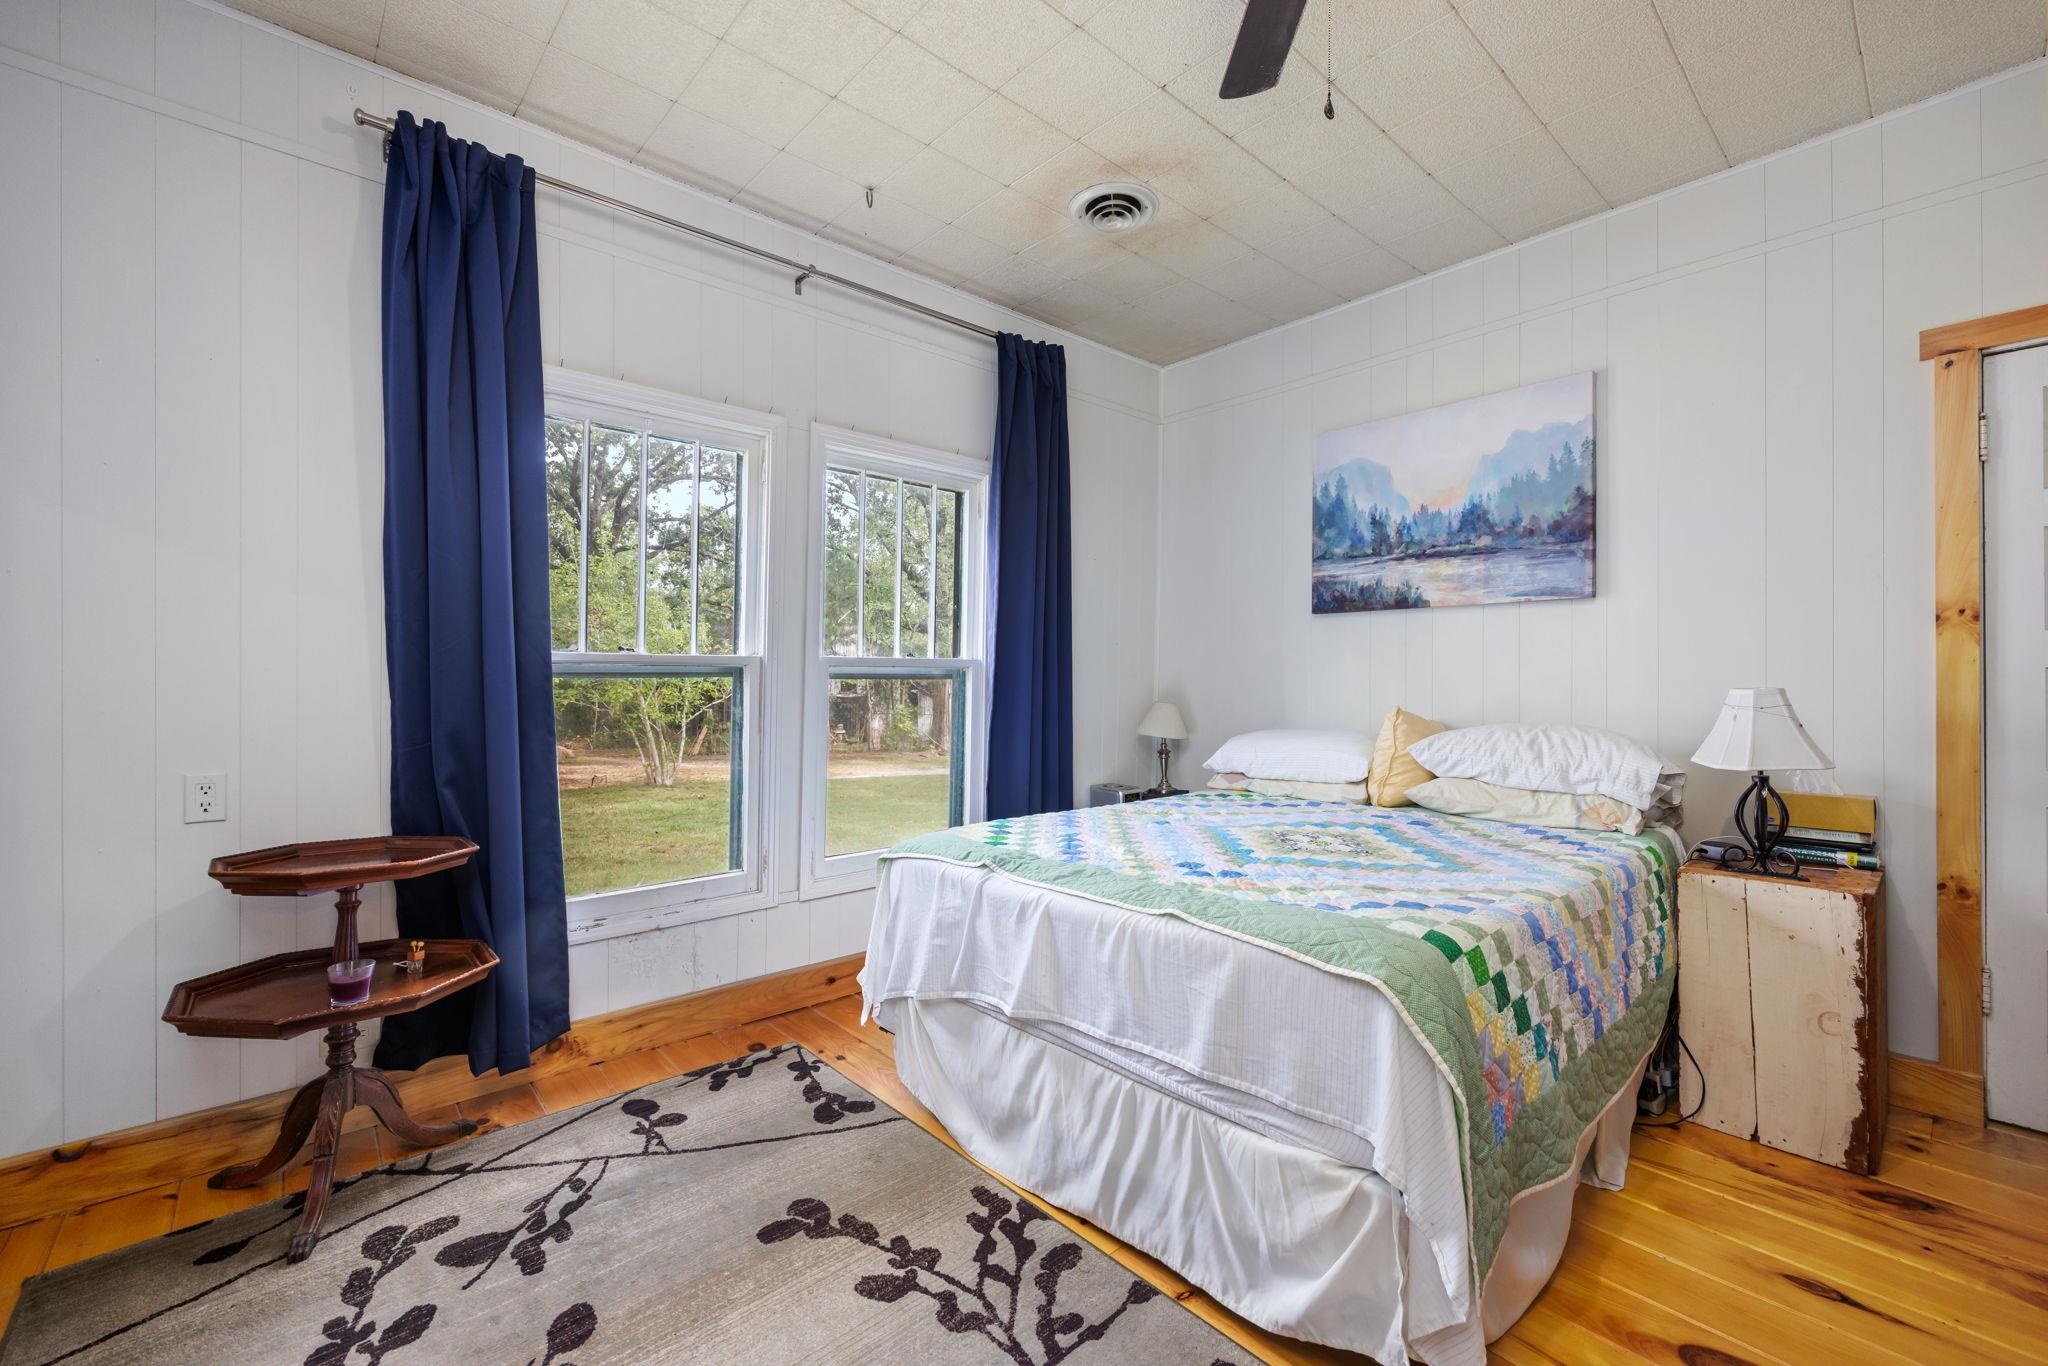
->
(882, 790), (1675, 1288)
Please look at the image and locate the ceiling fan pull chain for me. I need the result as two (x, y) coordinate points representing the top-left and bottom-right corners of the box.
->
(1324, 0), (1335, 119)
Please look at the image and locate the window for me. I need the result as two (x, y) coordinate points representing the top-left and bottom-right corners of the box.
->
(804, 426), (985, 891)
(544, 369), (776, 935)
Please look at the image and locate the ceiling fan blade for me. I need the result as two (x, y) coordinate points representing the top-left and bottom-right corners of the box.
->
(1219, 0), (1310, 99)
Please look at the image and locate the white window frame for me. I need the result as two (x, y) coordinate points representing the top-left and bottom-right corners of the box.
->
(544, 367), (784, 944)
(800, 424), (988, 899)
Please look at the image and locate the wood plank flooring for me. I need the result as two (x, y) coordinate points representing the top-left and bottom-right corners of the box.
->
(4, 987), (2046, 1364)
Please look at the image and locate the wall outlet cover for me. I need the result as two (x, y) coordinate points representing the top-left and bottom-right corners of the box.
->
(184, 772), (228, 824)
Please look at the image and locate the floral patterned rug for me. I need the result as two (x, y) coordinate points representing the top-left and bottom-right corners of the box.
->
(0, 1045), (1244, 1365)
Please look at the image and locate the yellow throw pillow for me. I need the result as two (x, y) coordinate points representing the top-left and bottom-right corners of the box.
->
(1368, 708), (1448, 806)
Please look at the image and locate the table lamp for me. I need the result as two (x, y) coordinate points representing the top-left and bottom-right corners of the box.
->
(1139, 701), (1187, 794)
(1691, 687), (1834, 879)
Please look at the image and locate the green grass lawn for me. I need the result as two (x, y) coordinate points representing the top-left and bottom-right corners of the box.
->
(558, 773), (952, 896)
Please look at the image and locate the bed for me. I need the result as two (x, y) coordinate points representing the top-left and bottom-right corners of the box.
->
(859, 789), (1677, 1366)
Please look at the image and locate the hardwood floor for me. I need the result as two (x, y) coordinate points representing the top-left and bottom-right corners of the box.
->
(5, 986), (2046, 1364)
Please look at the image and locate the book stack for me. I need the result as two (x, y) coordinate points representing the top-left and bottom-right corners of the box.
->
(1779, 793), (1880, 871)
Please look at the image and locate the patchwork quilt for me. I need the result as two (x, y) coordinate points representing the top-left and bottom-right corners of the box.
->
(883, 790), (1675, 1288)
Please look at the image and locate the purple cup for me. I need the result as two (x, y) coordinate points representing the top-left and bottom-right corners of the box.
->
(327, 959), (375, 1007)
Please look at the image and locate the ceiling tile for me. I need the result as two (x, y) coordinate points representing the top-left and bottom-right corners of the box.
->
(1654, 0), (1787, 63)
(1144, 279), (1275, 334)
(1019, 222), (1135, 274)
(1386, 70), (1538, 172)
(1436, 126), (1578, 208)
(723, 0), (892, 94)
(678, 43), (830, 148)
(896, 224), (1011, 282)
(1332, 12), (1499, 128)
(1294, 129), (1433, 219)
(1083, 0), (1240, 86)
(1261, 216), (1376, 274)
(1499, 3), (1677, 123)
(492, 0), (572, 42)
(1126, 214), (1252, 276)
(1381, 205), (1505, 272)
(1010, 142), (1134, 210)
(1572, 111), (1725, 203)
(1072, 249), (1181, 301)
(551, 0), (715, 99)
(1164, 38), (1328, 138)
(240, 0), (385, 46)
(1471, 166), (1606, 239)
(1548, 64), (1718, 172)
(519, 48), (672, 155)
(838, 37), (989, 143)
(878, 146), (1005, 219)
(1082, 90), (1282, 217)
(1851, 0), (2043, 112)
(1455, 0), (1632, 67)
(1004, 28), (1152, 138)
(822, 193), (947, 256)
(965, 251), (1070, 306)
(1208, 180), (1335, 249)
(1023, 273), (1123, 325)
(846, 0), (928, 27)
(1294, 0), (1453, 77)
(651, 0), (746, 38)
(1231, 89), (1369, 182)
(934, 94), (1072, 183)
(902, 0), (1074, 88)
(1706, 55), (1869, 163)
(954, 188), (1073, 252)
(736, 150), (864, 228)
(638, 105), (779, 195)
(786, 101), (924, 187)
(1678, 0), (1856, 117)
(378, 0), (546, 111)
(1204, 252), (1343, 317)
(1299, 241), (1420, 296)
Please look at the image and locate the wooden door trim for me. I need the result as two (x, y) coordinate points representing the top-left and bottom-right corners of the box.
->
(1921, 302), (2048, 1123)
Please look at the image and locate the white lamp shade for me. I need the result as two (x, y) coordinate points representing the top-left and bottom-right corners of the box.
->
(1691, 688), (1834, 772)
(1138, 701), (1186, 740)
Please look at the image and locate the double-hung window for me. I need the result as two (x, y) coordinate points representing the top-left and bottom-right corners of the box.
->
(544, 369), (778, 937)
(803, 425), (985, 893)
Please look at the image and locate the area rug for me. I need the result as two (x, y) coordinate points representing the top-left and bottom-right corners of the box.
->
(0, 1045), (1243, 1365)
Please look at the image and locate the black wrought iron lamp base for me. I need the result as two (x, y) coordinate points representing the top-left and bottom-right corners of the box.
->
(1705, 770), (1806, 880)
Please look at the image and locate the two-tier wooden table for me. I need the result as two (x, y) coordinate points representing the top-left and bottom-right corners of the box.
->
(165, 836), (494, 1261)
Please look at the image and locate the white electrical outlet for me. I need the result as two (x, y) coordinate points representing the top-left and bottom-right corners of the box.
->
(184, 772), (228, 824)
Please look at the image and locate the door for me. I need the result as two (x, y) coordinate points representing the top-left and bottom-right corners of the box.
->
(1984, 343), (2048, 1130)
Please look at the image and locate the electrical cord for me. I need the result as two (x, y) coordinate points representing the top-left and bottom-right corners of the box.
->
(1633, 1029), (1705, 1128)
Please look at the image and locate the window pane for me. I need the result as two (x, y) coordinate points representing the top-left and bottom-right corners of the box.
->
(823, 469), (862, 656)
(643, 436), (696, 655)
(584, 425), (641, 652)
(934, 488), (961, 658)
(861, 475), (899, 656)
(696, 446), (741, 654)
(553, 673), (739, 896)
(825, 674), (957, 856)
(900, 484), (933, 658)
(545, 417), (583, 650)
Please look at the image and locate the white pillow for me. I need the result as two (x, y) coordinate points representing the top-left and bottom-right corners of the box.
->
(1404, 724), (1670, 811)
(1202, 729), (1375, 785)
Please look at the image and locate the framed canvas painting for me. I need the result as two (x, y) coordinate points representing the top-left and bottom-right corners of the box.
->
(1311, 372), (1595, 613)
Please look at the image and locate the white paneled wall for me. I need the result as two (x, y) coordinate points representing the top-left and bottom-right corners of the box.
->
(0, 0), (1161, 1156)
(1157, 62), (2048, 1063)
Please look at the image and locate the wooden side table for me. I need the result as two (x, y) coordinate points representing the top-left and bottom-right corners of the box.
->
(1676, 858), (1886, 1173)
(166, 836), (491, 1262)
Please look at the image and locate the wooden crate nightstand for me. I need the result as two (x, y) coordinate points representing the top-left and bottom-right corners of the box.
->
(1677, 859), (1887, 1173)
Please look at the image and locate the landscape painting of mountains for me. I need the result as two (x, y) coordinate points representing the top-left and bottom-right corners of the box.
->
(1312, 372), (1595, 614)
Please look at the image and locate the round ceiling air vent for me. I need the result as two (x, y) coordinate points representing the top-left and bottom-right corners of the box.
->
(1068, 182), (1157, 235)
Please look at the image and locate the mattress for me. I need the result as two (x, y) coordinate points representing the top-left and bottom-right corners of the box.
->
(861, 796), (1678, 1362)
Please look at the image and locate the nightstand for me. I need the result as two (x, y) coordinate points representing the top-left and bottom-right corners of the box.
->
(1087, 783), (1183, 807)
(1676, 858), (1886, 1173)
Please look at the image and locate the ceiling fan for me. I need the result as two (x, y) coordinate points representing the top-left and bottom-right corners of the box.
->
(1218, 0), (1312, 100)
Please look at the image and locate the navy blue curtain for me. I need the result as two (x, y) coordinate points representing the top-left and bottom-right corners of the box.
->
(985, 334), (1074, 818)
(374, 111), (568, 1077)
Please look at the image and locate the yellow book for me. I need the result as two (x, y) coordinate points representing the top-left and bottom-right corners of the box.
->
(1781, 792), (1876, 839)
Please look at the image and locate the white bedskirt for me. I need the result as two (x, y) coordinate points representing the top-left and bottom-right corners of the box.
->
(880, 995), (1645, 1366)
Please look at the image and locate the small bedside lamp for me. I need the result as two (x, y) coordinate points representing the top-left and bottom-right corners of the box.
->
(1692, 687), (1834, 879)
(1139, 701), (1187, 794)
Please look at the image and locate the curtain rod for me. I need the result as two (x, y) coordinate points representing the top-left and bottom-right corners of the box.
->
(353, 109), (1002, 343)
